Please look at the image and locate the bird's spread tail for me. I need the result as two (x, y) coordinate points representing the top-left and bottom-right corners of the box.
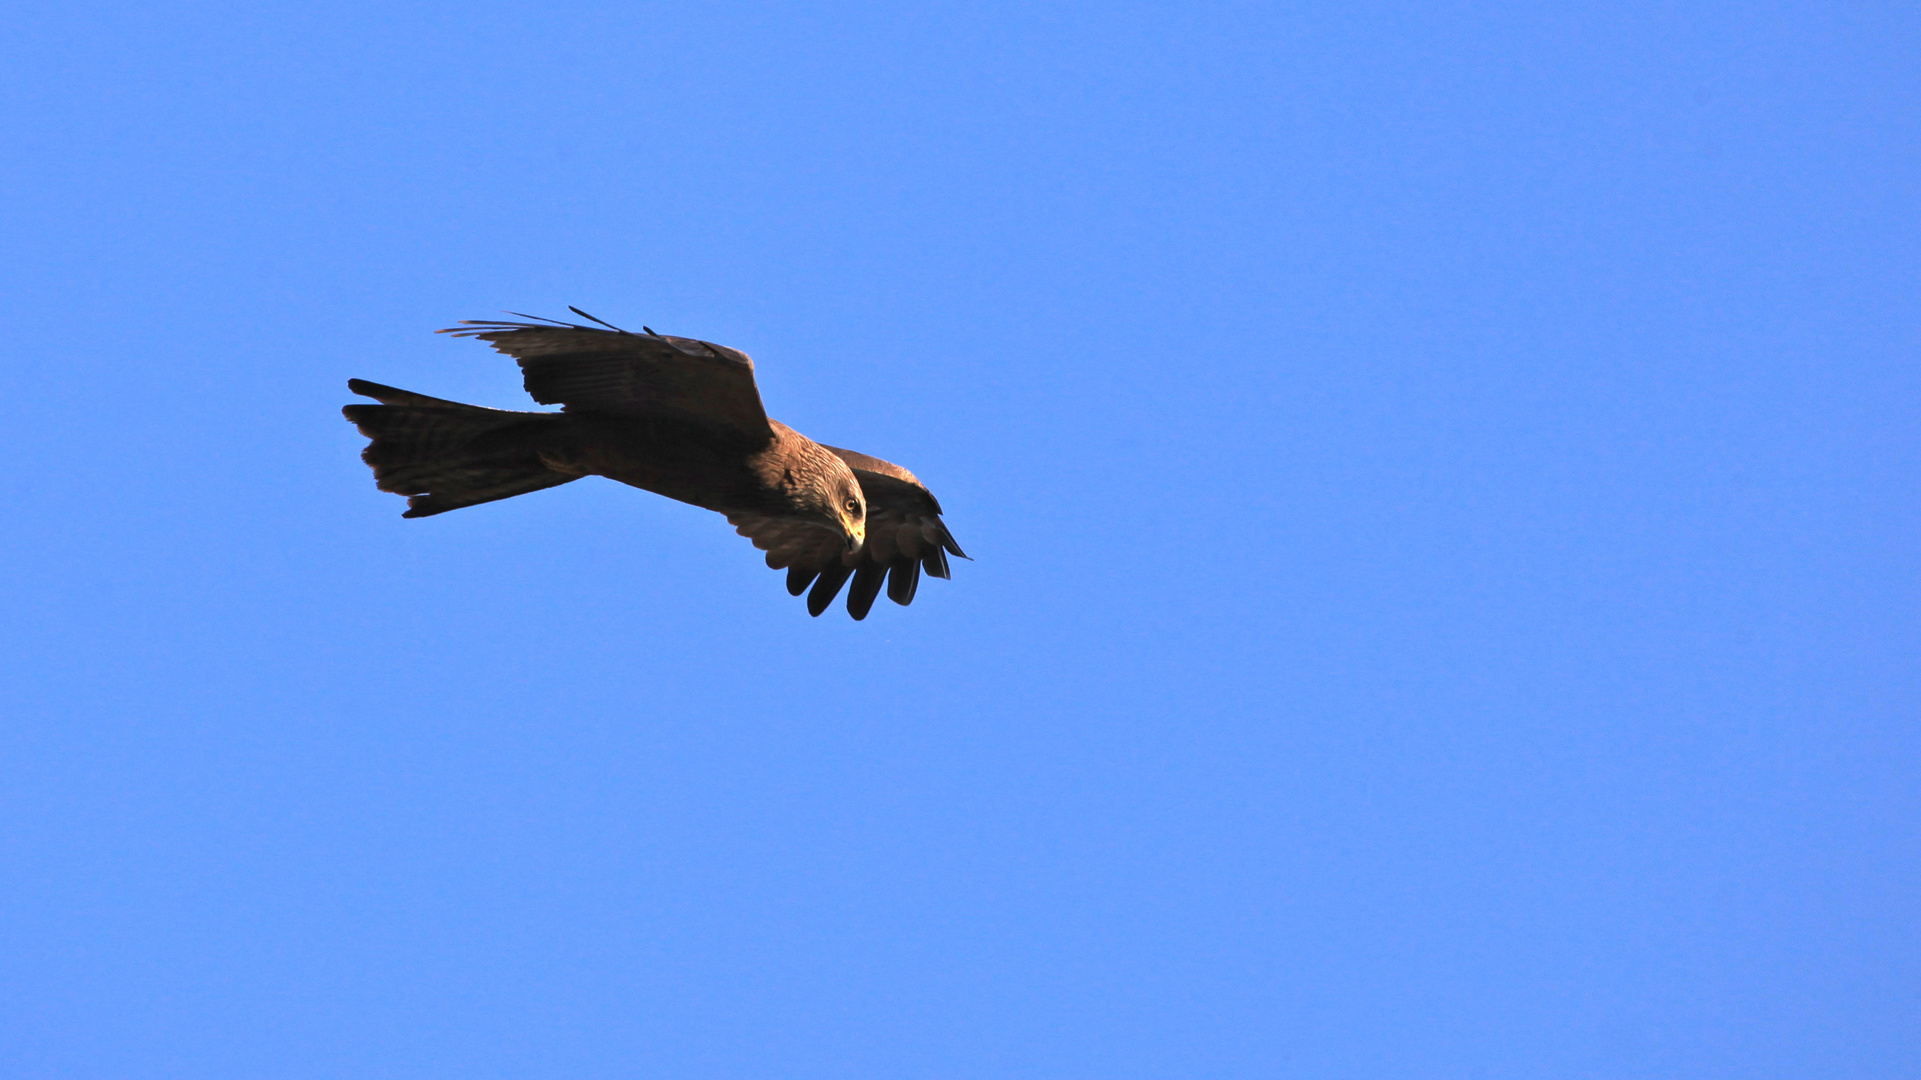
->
(342, 379), (579, 517)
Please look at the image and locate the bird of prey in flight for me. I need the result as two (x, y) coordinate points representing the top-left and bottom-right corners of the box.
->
(342, 310), (965, 620)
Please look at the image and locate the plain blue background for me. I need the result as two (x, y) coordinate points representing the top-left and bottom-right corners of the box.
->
(3, 2), (1915, 1076)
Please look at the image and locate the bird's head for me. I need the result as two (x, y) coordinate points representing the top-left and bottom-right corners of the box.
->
(829, 474), (867, 554)
(787, 448), (866, 554)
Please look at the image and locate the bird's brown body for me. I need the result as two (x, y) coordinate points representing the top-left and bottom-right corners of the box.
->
(342, 313), (964, 619)
(528, 412), (778, 511)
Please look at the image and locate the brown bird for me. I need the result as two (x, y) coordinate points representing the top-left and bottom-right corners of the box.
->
(342, 311), (966, 619)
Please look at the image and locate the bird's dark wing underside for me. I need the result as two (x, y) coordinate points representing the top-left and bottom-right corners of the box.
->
(440, 316), (773, 442)
(728, 464), (967, 620)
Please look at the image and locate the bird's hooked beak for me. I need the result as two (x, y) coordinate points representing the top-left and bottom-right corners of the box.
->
(844, 525), (865, 554)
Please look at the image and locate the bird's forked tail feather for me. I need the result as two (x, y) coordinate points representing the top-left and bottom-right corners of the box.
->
(342, 379), (578, 517)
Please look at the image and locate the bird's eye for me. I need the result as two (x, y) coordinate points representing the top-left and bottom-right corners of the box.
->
(846, 498), (861, 514)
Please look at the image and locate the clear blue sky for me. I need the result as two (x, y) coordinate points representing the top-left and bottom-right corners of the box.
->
(4, 2), (1915, 1076)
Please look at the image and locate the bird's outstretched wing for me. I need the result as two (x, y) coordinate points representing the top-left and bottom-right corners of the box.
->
(440, 314), (773, 442)
(728, 447), (967, 620)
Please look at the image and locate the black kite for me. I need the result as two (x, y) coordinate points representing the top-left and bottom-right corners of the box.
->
(343, 311), (965, 620)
